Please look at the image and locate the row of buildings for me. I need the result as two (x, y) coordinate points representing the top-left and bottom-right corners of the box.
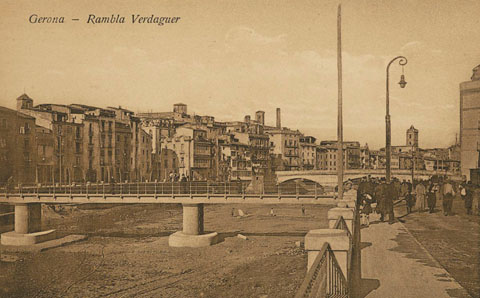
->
(0, 91), (461, 186)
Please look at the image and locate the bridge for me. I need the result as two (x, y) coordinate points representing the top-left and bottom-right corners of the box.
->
(276, 169), (461, 186)
(0, 181), (340, 248)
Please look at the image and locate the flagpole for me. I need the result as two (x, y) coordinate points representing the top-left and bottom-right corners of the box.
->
(337, 4), (344, 200)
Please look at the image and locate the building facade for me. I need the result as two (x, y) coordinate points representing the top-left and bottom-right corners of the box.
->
(460, 65), (480, 179)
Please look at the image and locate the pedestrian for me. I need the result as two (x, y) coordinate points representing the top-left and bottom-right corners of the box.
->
(357, 177), (367, 206)
(461, 181), (473, 215)
(360, 193), (373, 226)
(270, 208), (276, 217)
(442, 180), (455, 216)
(301, 205), (306, 216)
(405, 191), (415, 214)
(231, 208), (235, 217)
(426, 181), (437, 213)
(414, 180), (427, 212)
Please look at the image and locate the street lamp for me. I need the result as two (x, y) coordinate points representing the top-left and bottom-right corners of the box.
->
(385, 56), (408, 182)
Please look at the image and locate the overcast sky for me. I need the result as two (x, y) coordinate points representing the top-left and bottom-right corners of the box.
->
(1, 0), (479, 149)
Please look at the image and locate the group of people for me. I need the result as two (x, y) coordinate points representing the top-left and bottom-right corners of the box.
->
(356, 175), (480, 227)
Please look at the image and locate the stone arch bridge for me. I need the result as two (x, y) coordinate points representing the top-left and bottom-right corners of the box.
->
(276, 169), (461, 187)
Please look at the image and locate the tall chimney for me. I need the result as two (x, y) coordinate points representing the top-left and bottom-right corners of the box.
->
(276, 108), (281, 128)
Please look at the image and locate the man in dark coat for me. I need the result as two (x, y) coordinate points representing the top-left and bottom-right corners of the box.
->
(357, 177), (368, 207)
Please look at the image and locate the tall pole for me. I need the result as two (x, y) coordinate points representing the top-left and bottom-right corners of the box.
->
(411, 145), (415, 183)
(337, 4), (344, 200)
(385, 56), (407, 183)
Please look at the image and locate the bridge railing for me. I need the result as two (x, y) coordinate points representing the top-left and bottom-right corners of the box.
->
(296, 191), (360, 298)
(0, 181), (332, 197)
(294, 242), (348, 298)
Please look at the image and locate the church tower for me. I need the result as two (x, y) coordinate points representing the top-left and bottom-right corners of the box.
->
(406, 125), (418, 147)
(16, 93), (33, 111)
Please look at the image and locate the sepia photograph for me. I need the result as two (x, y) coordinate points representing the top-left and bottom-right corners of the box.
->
(0, 0), (479, 297)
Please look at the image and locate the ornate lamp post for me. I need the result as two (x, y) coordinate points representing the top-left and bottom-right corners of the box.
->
(385, 56), (408, 182)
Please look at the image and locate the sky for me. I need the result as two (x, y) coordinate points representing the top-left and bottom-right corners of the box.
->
(0, 0), (479, 149)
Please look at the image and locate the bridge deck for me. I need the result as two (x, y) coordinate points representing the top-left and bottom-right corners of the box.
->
(0, 182), (336, 204)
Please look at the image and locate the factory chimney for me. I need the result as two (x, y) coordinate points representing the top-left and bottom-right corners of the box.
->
(276, 108), (281, 129)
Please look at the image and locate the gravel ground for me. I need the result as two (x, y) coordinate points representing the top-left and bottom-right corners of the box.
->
(0, 203), (333, 298)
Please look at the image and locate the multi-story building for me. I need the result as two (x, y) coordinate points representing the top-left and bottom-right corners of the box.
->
(225, 116), (270, 176)
(218, 134), (252, 180)
(164, 126), (214, 180)
(18, 96), (84, 184)
(35, 126), (55, 184)
(317, 141), (361, 171)
(300, 136), (316, 170)
(266, 128), (301, 171)
(460, 65), (480, 179)
(0, 106), (37, 186)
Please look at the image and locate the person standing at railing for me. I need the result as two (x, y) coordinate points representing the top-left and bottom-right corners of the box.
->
(180, 174), (187, 194)
(374, 180), (386, 222)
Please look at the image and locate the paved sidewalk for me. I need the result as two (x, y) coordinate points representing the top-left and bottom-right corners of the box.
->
(359, 213), (471, 298)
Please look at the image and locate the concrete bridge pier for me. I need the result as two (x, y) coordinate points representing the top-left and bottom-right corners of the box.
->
(168, 203), (218, 247)
(1, 203), (56, 246)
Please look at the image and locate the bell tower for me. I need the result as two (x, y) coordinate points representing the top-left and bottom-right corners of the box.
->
(406, 125), (418, 147)
(16, 93), (33, 111)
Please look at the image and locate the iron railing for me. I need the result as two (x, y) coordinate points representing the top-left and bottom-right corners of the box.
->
(0, 181), (335, 197)
(295, 242), (348, 298)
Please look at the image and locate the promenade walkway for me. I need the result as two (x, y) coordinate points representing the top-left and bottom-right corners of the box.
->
(359, 212), (472, 298)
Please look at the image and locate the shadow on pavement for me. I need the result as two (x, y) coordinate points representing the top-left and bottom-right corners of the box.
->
(360, 242), (372, 250)
(355, 278), (380, 298)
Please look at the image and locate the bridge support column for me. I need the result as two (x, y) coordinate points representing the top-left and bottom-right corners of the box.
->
(305, 229), (351, 279)
(168, 203), (218, 248)
(1, 203), (56, 246)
